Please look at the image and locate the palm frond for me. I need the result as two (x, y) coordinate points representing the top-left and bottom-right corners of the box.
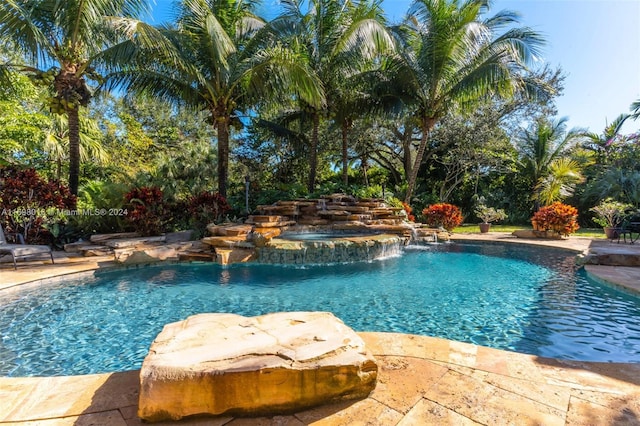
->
(242, 44), (325, 109)
(604, 113), (629, 138)
(255, 117), (310, 147)
(0, 0), (51, 64)
(337, 18), (395, 63)
(96, 20), (184, 73)
(631, 99), (640, 119)
(42, 113), (109, 164)
(538, 157), (584, 204)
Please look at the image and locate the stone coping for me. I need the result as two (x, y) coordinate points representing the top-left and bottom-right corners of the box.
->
(3, 232), (640, 294)
(2, 233), (640, 424)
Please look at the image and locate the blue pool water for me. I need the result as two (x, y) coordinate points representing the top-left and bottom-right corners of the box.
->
(1, 243), (640, 376)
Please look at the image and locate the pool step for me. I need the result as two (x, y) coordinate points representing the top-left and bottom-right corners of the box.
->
(201, 235), (255, 249)
(246, 219), (297, 228)
(77, 245), (115, 257)
(178, 252), (217, 262)
(89, 232), (140, 243)
(297, 217), (331, 225)
(245, 215), (286, 223)
(104, 236), (166, 248)
(206, 224), (253, 237)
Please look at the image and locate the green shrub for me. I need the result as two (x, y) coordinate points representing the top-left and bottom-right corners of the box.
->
(589, 198), (632, 228)
(474, 204), (508, 224)
(75, 180), (129, 235)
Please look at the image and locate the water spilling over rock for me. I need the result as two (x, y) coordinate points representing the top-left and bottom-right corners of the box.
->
(201, 194), (445, 265)
(257, 233), (403, 265)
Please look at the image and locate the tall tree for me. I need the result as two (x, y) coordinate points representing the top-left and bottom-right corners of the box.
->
(0, 0), (150, 195)
(386, 0), (545, 203)
(106, 0), (323, 197)
(516, 117), (585, 209)
(272, 0), (393, 192)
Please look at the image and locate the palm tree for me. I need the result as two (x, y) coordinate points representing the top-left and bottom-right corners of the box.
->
(386, 0), (545, 203)
(583, 113), (629, 162)
(0, 0), (150, 195)
(586, 168), (640, 208)
(536, 157), (584, 206)
(105, 0), (323, 198)
(516, 117), (585, 209)
(42, 114), (109, 181)
(271, 0), (393, 192)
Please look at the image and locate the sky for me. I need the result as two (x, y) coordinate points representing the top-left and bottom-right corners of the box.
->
(147, 0), (640, 135)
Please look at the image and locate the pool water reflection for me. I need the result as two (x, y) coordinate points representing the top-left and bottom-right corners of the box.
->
(1, 242), (639, 376)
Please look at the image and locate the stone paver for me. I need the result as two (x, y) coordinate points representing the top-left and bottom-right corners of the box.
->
(2, 233), (640, 425)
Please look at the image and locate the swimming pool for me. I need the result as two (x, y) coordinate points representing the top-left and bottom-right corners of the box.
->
(1, 242), (640, 376)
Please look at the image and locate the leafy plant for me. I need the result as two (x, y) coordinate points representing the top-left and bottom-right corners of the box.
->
(0, 166), (76, 243)
(44, 220), (82, 249)
(188, 191), (232, 235)
(422, 203), (463, 231)
(402, 202), (415, 222)
(589, 198), (632, 228)
(531, 202), (579, 236)
(124, 186), (168, 236)
(75, 180), (128, 235)
(474, 204), (508, 224)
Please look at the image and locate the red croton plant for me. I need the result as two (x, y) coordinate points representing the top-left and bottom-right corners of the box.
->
(124, 186), (168, 236)
(188, 191), (231, 227)
(402, 202), (415, 222)
(531, 202), (580, 236)
(0, 166), (76, 244)
(422, 203), (463, 231)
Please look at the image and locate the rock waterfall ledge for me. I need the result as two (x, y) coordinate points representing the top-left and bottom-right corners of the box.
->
(138, 312), (378, 422)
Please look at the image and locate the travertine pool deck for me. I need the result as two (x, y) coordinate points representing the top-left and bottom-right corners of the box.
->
(1, 233), (640, 425)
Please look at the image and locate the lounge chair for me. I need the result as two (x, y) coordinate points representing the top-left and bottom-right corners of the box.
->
(0, 224), (54, 269)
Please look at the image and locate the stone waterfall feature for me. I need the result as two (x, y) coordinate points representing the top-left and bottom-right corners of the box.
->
(202, 194), (448, 265)
(257, 233), (403, 265)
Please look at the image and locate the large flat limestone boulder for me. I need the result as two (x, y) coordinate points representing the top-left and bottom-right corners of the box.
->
(138, 312), (378, 422)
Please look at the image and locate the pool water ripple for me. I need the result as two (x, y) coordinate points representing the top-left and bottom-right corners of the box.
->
(1, 243), (640, 376)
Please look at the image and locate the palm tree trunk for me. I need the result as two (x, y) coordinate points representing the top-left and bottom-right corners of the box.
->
(341, 119), (351, 185)
(404, 117), (435, 204)
(402, 130), (413, 181)
(361, 154), (369, 186)
(217, 116), (230, 198)
(67, 107), (81, 197)
(308, 113), (319, 193)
